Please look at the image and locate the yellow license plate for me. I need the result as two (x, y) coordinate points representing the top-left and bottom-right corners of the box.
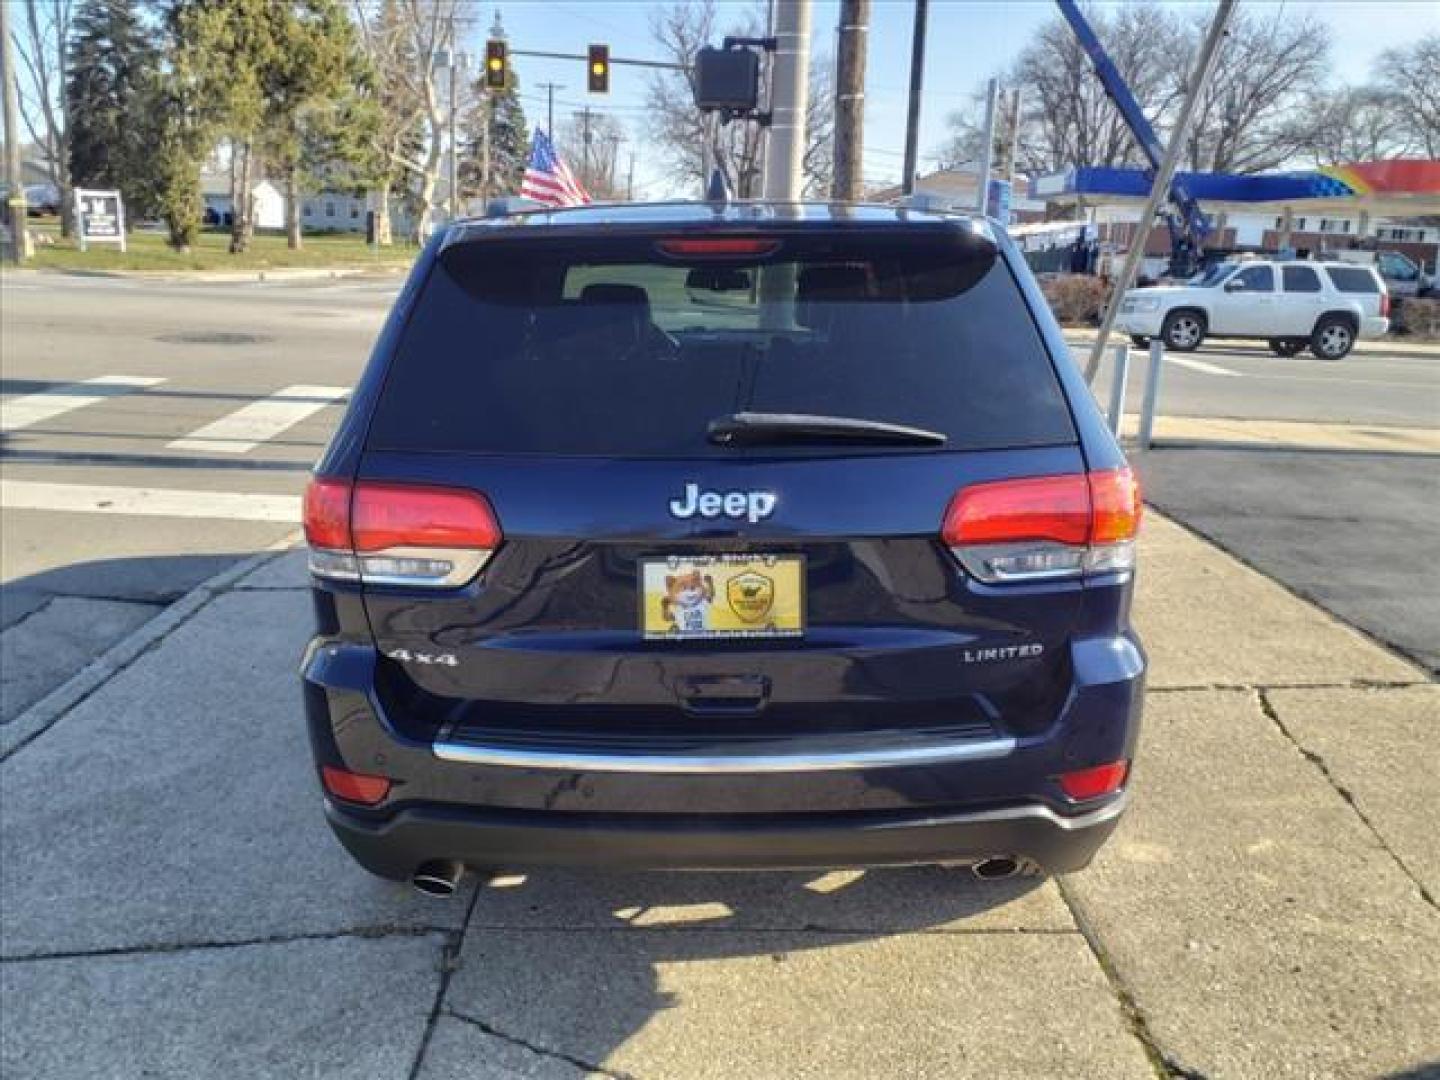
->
(641, 555), (805, 641)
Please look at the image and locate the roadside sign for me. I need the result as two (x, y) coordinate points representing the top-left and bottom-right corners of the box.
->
(986, 179), (1012, 225)
(74, 188), (127, 252)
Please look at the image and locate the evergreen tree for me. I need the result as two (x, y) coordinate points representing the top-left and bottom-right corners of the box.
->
(260, 0), (369, 249)
(66, 0), (160, 220)
(459, 13), (527, 201)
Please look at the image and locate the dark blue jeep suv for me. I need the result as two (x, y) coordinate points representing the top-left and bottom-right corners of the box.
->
(301, 202), (1144, 895)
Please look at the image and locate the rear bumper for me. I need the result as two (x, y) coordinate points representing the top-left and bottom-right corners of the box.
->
(326, 795), (1128, 878)
(1359, 316), (1389, 339)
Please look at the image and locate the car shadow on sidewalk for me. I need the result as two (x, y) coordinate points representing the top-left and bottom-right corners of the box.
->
(438, 864), (1050, 1071)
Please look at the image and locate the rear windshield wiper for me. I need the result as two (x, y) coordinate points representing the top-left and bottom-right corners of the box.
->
(707, 412), (947, 447)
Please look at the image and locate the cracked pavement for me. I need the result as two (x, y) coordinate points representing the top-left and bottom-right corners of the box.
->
(2, 515), (1437, 1079)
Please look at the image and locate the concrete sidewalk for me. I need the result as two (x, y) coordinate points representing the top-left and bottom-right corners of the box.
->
(2, 516), (1436, 1079)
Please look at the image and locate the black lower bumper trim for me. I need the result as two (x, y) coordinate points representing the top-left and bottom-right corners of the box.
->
(325, 796), (1127, 880)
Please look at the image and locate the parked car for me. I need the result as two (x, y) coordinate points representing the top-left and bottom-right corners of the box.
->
(1116, 258), (1390, 359)
(301, 201), (1145, 895)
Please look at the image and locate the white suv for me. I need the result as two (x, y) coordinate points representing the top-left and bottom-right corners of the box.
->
(1114, 259), (1390, 360)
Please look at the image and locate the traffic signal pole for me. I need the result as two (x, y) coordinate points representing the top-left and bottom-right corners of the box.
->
(762, 0), (811, 203)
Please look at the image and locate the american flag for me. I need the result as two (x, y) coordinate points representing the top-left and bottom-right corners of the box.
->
(520, 129), (591, 207)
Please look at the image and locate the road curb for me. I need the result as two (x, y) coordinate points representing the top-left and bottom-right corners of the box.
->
(7, 266), (409, 284)
(0, 535), (301, 762)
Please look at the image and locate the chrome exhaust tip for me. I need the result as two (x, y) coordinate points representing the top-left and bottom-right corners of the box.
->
(971, 856), (1021, 881)
(411, 859), (465, 898)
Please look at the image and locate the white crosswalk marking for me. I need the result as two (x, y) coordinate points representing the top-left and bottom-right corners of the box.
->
(0, 479), (300, 523)
(0, 375), (166, 432)
(1168, 356), (1239, 377)
(167, 384), (348, 454)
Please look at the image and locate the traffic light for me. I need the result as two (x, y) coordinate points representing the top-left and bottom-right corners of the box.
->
(485, 40), (507, 91)
(587, 44), (609, 94)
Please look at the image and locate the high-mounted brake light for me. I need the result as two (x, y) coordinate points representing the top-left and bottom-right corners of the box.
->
(942, 468), (1141, 583)
(303, 477), (501, 588)
(656, 237), (782, 257)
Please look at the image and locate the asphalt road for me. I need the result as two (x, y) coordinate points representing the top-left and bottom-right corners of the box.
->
(2, 272), (1436, 719)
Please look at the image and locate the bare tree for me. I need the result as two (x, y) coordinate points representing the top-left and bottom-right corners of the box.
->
(558, 110), (626, 200)
(645, 0), (832, 198)
(1179, 7), (1331, 174)
(11, 0), (75, 235)
(1376, 33), (1440, 158)
(1306, 85), (1414, 165)
(939, 4), (1182, 180)
(352, 0), (464, 242)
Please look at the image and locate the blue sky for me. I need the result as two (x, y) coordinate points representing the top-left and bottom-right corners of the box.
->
(476, 0), (1440, 198)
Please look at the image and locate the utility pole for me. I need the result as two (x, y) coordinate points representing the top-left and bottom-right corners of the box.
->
(480, 93), (491, 201)
(900, 0), (928, 196)
(536, 82), (564, 135)
(1084, 0), (1236, 382)
(1, 0), (30, 263)
(762, 0), (811, 202)
(627, 152), (635, 201)
(975, 77), (999, 215)
(832, 0), (869, 202)
(1003, 86), (1022, 181)
(579, 107), (593, 187)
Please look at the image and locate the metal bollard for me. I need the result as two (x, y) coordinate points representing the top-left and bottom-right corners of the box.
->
(1138, 339), (1165, 449)
(1106, 343), (1130, 438)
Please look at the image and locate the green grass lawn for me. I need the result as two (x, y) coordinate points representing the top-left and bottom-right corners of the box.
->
(11, 219), (418, 273)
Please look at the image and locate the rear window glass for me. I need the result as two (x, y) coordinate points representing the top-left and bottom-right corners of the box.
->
(368, 230), (1076, 457)
(1325, 266), (1380, 293)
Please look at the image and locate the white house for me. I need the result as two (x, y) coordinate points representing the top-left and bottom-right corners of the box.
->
(200, 172), (285, 230)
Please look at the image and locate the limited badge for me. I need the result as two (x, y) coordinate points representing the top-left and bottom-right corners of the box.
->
(726, 571), (774, 623)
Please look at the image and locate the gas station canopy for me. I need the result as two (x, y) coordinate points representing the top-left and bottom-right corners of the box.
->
(1030, 159), (1440, 217)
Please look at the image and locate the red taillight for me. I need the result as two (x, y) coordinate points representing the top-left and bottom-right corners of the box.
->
(656, 237), (782, 257)
(941, 468), (1141, 583)
(942, 474), (1091, 547)
(1089, 468), (1143, 544)
(1057, 760), (1129, 801)
(1380, 292), (1391, 318)
(321, 765), (391, 805)
(303, 477), (501, 588)
(351, 483), (501, 553)
(303, 477), (352, 549)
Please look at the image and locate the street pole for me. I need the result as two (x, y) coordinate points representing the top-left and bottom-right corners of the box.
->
(1004, 85), (1022, 181)
(480, 93), (491, 201)
(580, 107), (592, 188)
(975, 77), (999, 215)
(1084, 0), (1235, 383)
(1, 0), (30, 263)
(832, 0), (869, 202)
(536, 82), (563, 136)
(447, 57), (459, 219)
(900, 0), (928, 196)
(627, 152), (635, 201)
(762, 0), (811, 203)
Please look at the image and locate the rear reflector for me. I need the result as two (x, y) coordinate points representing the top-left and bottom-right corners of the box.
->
(656, 237), (782, 257)
(321, 765), (392, 805)
(304, 477), (501, 588)
(942, 468), (1141, 583)
(1057, 760), (1129, 801)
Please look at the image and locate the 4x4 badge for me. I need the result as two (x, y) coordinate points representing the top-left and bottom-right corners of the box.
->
(668, 482), (777, 524)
